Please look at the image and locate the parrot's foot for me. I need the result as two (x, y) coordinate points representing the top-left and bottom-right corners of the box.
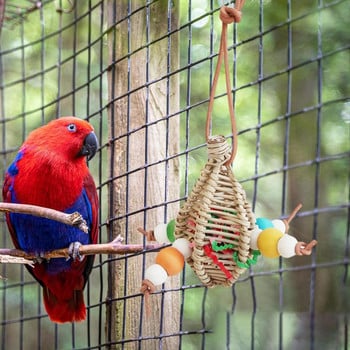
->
(33, 253), (45, 264)
(68, 241), (84, 262)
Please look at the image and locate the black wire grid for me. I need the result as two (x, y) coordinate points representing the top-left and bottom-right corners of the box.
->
(0, 0), (349, 349)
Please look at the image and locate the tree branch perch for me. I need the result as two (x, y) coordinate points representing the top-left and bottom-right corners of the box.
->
(0, 236), (164, 264)
(0, 202), (89, 233)
(0, 202), (165, 265)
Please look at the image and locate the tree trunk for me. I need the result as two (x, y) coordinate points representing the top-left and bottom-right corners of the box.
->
(106, 1), (180, 349)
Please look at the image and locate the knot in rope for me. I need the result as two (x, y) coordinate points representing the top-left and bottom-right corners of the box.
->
(220, 6), (242, 24)
(140, 279), (156, 316)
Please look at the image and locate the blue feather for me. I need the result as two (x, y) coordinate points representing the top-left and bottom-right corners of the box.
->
(7, 151), (23, 177)
(9, 188), (93, 274)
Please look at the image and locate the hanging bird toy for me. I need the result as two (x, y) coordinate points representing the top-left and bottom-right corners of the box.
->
(140, 3), (317, 294)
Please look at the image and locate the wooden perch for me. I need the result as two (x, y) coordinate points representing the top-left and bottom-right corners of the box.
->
(0, 236), (165, 265)
(0, 202), (89, 233)
(0, 202), (165, 265)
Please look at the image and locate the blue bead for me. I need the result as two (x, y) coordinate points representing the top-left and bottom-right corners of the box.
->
(256, 217), (274, 230)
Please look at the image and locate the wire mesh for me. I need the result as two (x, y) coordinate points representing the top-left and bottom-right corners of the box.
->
(0, 0), (349, 349)
(0, 1), (109, 349)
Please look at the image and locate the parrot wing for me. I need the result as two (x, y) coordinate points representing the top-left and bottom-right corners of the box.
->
(2, 171), (21, 249)
(81, 171), (99, 285)
(3, 170), (99, 323)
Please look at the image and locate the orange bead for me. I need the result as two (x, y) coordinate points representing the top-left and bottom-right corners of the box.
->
(155, 247), (185, 276)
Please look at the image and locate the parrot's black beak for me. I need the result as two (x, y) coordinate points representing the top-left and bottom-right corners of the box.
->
(80, 132), (98, 161)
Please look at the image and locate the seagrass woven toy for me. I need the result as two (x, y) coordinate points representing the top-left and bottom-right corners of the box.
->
(139, 3), (317, 294)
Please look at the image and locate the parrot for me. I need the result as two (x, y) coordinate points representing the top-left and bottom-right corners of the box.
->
(2, 117), (99, 323)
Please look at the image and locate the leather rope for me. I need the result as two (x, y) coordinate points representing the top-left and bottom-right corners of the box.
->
(206, 2), (245, 166)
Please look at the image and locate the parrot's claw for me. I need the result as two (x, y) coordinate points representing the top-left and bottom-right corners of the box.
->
(68, 241), (84, 262)
(33, 253), (45, 264)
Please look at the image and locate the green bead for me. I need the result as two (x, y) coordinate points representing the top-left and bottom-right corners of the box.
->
(166, 219), (176, 243)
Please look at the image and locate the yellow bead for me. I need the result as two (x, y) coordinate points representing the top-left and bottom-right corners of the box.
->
(257, 228), (284, 258)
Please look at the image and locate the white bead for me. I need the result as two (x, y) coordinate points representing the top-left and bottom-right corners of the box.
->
(145, 264), (168, 286)
(250, 227), (262, 250)
(154, 223), (170, 243)
(272, 219), (286, 233)
(277, 234), (298, 258)
(172, 238), (192, 259)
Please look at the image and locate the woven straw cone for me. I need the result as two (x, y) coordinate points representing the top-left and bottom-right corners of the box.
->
(175, 135), (256, 287)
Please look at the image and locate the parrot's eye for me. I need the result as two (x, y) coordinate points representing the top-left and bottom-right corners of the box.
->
(67, 123), (77, 132)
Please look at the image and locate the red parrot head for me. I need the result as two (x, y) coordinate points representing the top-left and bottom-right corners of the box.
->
(24, 116), (98, 162)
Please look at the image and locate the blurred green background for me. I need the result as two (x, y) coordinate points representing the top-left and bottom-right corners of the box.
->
(0, 0), (349, 349)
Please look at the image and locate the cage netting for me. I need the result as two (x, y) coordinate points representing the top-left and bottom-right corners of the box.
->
(0, 0), (349, 349)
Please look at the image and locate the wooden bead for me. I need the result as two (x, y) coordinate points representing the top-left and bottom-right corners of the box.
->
(256, 217), (273, 230)
(272, 219), (286, 233)
(257, 228), (284, 258)
(172, 238), (192, 259)
(145, 264), (168, 286)
(250, 227), (262, 250)
(156, 247), (185, 276)
(166, 219), (176, 243)
(277, 234), (297, 258)
(154, 223), (170, 243)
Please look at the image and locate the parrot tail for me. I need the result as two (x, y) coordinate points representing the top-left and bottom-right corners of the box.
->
(43, 287), (86, 323)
